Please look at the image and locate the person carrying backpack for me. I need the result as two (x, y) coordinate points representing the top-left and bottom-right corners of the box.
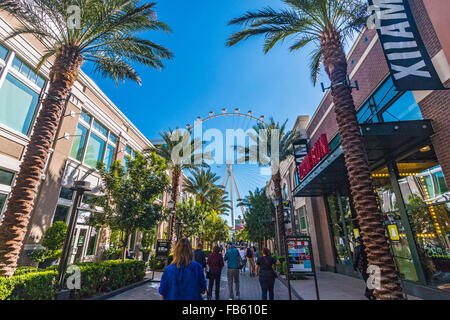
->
(246, 244), (255, 277)
(256, 247), (280, 300)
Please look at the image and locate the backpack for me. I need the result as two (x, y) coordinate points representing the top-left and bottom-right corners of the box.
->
(246, 248), (253, 258)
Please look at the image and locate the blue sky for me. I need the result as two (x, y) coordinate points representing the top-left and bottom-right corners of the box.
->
(83, 0), (331, 226)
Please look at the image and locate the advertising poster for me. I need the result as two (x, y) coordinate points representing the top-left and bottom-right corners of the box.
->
(287, 238), (312, 272)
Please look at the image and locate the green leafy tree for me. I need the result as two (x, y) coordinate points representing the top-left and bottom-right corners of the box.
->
(227, 0), (403, 299)
(200, 210), (230, 249)
(87, 152), (169, 261)
(0, 0), (173, 277)
(239, 188), (275, 246)
(175, 198), (208, 239)
(29, 221), (68, 263)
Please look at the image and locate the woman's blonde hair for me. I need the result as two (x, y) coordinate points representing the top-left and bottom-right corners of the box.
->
(171, 238), (193, 268)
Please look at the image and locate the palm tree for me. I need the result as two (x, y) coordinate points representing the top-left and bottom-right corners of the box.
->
(0, 0), (173, 277)
(183, 168), (222, 205)
(237, 118), (299, 256)
(226, 0), (403, 299)
(150, 129), (208, 249)
(207, 190), (231, 216)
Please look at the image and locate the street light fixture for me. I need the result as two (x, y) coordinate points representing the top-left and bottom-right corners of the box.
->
(56, 180), (91, 299)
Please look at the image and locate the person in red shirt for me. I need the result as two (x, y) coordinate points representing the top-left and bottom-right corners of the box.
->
(207, 245), (225, 300)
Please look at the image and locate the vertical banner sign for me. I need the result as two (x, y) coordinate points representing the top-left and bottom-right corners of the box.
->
(367, 0), (444, 90)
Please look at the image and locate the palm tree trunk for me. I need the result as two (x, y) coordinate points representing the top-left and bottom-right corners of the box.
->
(169, 166), (181, 251)
(272, 171), (286, 256)
(321, 29), (403, 299)
(0, 45), (82, 277)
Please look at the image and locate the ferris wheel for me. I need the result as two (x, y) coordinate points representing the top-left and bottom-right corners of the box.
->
(184, 108), (270, 229)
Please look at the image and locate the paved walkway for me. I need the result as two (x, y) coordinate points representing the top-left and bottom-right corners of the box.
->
(284, 271), (420, 300)
(108, 267), (295, 300)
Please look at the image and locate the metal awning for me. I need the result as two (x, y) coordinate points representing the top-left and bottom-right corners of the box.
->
(293, 120), (434, 197)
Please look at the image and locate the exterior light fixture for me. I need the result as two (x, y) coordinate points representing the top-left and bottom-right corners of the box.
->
(420, 145), (431, 152)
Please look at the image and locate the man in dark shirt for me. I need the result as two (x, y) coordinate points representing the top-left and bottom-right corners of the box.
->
(193, 243), (207, 270)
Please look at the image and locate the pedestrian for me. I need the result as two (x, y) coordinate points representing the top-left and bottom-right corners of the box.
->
(194, 242), (207, 271)
(353, 237), (375, 300)
(159, 238), (207, 300)
(238, 246), (246, 274)
(246, 244), (255, 277)
(224, 242), (240, 300)
(256, 247), (280, 300)
(207, 245), (224, 300)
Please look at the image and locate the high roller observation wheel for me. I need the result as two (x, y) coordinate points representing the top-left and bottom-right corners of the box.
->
(182, 108), (270, 230)
(185, 108), (268, 130)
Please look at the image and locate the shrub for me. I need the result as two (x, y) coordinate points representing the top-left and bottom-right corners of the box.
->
(0, 271), (57, 300)
(42, 222), (67, 251)
(0, 260), (146, 300)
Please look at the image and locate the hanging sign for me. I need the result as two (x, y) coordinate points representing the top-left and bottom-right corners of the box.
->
(387, 224), (400, 241)
(297, 134), (330, 181)
(367, 0), (444, 90)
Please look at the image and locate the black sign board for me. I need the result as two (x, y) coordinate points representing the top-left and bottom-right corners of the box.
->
(367, 0), (444, 90)
(293, 139), (309, 167)
(284, 235), (320, 300)
(156, 240), (170, 257)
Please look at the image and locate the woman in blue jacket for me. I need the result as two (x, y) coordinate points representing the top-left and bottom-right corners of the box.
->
(159, 238), (207, 300)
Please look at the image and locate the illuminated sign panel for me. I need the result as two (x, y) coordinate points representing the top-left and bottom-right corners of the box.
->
(297, 134), (330, 181)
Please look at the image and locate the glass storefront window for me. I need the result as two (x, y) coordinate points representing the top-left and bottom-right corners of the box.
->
(53, 205), (70, 223)
(86, 228), (99, 256)
(0, 44), (8, 60)
(84, 133), (106, 168)
(70, 124), (88, 160)
(0, 74), (40, 134)
(92, 119), (107, 137)
(79, 111), (92, 124)
(0, 169), (14, 186)
(59, 187), (74, 200)
(11, 57), (45, 88)
(104, 144), (115, 171)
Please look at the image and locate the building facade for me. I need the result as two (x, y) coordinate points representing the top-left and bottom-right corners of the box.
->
(0, 12), (169, 265)
(290, 1), (450, 299)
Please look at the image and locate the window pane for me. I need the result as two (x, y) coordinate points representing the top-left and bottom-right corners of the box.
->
(79, 111), (91, 124)
(373, 77), (397, 109)
(70, 124), (88, 160)
(0, 44), (8, 60)
(19, 62), (31, 78)
(86, 228), (99, 256)
(36, 76), (45, 88)
(104, 144), (115, 171)
(0, 193), (7, 212)
(432, 170), (448, 196)
(125, 146), (131, 155)
(11, 57), (21, 71)
(59, 187), (73, 200)
(92, 119), (107, 137)
(84, 133), (106, 168)
(109, 132), (117, 144)
(53, 205), (69, 223)
(0, 169), (14, 186)
(382, 92), (422, 122)
(0, 74), (40, 134)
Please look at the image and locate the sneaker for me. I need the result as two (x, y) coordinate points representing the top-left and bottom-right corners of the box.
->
(229, 297), (233, 300)
(236, 295), (240, 300)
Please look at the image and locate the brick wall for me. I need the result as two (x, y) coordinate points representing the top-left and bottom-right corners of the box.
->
(417, 79), (450, 187)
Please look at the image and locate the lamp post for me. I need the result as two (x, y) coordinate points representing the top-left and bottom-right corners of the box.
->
(56, 180), (91, 298)
(272, 198), (282, 255)
(175, 219), (183, 242)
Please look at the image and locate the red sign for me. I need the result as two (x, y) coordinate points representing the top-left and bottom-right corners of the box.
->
(297, 134), (330, 181)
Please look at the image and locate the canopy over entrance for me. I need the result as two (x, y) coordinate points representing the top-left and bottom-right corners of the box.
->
(293, 120), (434, 197)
